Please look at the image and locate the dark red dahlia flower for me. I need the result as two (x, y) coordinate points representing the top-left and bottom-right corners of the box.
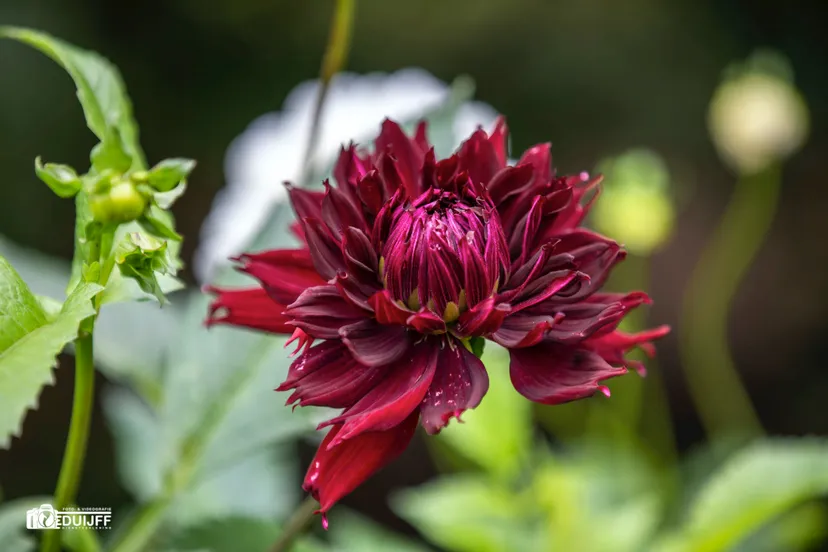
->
(206, 118), (669, 518)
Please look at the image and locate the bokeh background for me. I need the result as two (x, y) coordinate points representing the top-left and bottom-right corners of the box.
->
(1, 0), (826, 548)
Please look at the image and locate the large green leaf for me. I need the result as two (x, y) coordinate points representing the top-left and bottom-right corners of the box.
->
(392, 475), (542, 552)
(434, 343), (531, 478)
(658, 439), (828, 552)
(0, 256), (102, 448)
(0, 26), (145, 168)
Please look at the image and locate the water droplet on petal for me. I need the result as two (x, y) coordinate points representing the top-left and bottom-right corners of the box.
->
(598, 385), (611, 398)
(321, 513), (329, 531)
(579, 171), (590, 181)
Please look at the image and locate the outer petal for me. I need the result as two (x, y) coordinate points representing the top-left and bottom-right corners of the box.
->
(420, 343), (489, 434)
(455, 297), (511, 337)
(301, 217), (346, 281)
(205, 287), (292, 334)
(509, 341), (626, 404)
(286, 285), (366, 339)
(236, 248), (325, 304)
(278, 341), (386, 408)
(375, 119), (425, 198)
(320, 341), (438, 446)
(304, 411), (419, 514)
(340, 318), (412, 366)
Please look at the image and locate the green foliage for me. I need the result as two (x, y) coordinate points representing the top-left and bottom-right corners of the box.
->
(168, 518), (326, 552)
(0, 497), (52, 552)
(0, 256), (102, 448)
(0, 27), (145, 168)
(657, 439), (828, 552)
(34, 157), (82, 198)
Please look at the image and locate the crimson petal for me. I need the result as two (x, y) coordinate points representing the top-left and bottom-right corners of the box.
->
(235, 248), (325, 305)
(286, 285), (366, 339)
(420, 343), (489, 434)
(304, 412), (418, 513)
(340, 318), (412, 366)
(320, 342), (438, 445)
(205, 286), (292, 334)
(509, 342), (626, 405)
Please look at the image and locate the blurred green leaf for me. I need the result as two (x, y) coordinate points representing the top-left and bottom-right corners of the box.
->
(166, 517), (327, 552)
(732, 502), (828, 552)
(393, 475), (542, 552)
(327, 510), (431, 552)
(0, 256), (101, 448)
(62, 525), (103, 552)
(435, 343), (531, 478)
(659, 439), (828, 552)
(0, 26), (146, 168)
(147, 158), (196, 193)
(0, 497), (52, 552)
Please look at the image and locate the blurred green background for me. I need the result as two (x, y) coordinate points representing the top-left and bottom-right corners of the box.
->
(1, 0), (827, 549)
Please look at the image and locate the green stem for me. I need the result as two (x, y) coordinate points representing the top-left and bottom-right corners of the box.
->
(40, 330), (96, 552)
(679, 164), (781, 440)
(269, 497), (321, 552)
(298, 0), (356, 186)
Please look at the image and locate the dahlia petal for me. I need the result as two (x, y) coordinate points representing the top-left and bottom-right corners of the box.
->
(586, 325), (671, 362)
(489, 116), (508, 166)
(457, 128), (500, 185)
(368, 290), (412, 325)
(332, 145), (368, 191)
(375, 119), (424, 198)
(288, 184), (325, 221)
(304, 411), (418, 514)
(420, 343), (489, 434)
(413, 121), (429, 151)
(280, 341), (386, 408)
(456, 297), (511, 337)
(340, 318), (412, 367)
(492, 312), (563, 348)
(321, 341), (438, 445)
(356, 170), (386, 215)
(342, 226), (379, 283)
(406, 311), (446, 334)
(301, 217), (346, 281)
(549, 230), (623, 304)
(518, 143), (552, 187)
(204, 286), (292, 334)
(487, 164), (535, 206)
(322, 180), (367, 235)
(287, 284), (366, 339)
(236, 248), (325, 305)
(334, 273), (374, 311)
(509, 342), (627, 405)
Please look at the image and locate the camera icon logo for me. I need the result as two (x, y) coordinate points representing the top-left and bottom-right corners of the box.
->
(26, 504), (58, 530)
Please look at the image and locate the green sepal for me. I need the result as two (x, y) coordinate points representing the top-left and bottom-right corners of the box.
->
(138, 206), (182, 241)
(469, 336), (486, 359)
(147, 158), (196, 192)
(81, 261), (101, 284)
(34, 157), (81, 198)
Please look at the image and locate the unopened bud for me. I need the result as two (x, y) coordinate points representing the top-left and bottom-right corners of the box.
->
(592, 149), (675, 256)
(708, 50), (809, 175)
(89, 180), (147, 224)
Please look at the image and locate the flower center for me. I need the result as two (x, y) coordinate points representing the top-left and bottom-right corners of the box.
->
(381, 189), (504, 320)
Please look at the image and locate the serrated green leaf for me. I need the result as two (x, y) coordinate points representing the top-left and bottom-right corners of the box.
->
(0, 496), (52, 552)
(392, 475), (542, 552)
(0, 257), (102, 447)
(0, 26), (146, 169)
(662, 439), (828, 552)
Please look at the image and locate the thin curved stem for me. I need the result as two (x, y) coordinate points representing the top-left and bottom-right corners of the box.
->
(679, 164), (781, 439)
(298, 0), (356, 186)
(269, 496), (321, 552)
(40, 330), (96, 552)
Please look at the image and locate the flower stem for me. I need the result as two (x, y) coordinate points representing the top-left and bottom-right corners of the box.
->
(40, 329), (96, 552)
(269, 496), (321, 552)
(298, 0), (356, 186)
(679, 164), (781, 440)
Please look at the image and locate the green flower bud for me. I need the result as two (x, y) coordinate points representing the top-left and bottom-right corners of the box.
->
(89, 180), (147, 224)
(592, 149), (675, 256)
(34, 157), (81, 198)
(147, 158), (196, 192)
(708, 50), (809, 175)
